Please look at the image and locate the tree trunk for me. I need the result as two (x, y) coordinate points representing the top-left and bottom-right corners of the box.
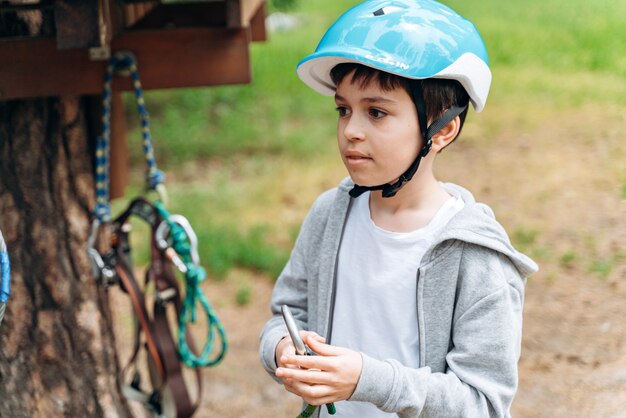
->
(0, 7), (131, 418)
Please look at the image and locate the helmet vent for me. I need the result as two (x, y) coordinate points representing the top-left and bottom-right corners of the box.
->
(372, 6), (404, 16)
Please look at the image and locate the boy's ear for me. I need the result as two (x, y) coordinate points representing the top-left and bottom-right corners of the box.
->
(430, 116), (461, 153)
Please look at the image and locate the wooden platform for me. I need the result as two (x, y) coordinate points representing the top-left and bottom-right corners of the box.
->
(0, 0), (267, 101)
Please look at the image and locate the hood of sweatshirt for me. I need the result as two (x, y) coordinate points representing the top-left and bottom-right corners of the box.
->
(436, 182), (538, 278)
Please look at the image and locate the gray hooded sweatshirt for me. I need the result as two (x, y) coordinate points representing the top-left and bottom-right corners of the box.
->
(259, 178), (538, 418)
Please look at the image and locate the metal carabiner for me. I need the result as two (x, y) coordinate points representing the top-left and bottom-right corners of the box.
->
(155, 220), (188, 274)
(86, 219), (116, 285)
(169, 214), (200, 266)
(154, 214), (200, 275)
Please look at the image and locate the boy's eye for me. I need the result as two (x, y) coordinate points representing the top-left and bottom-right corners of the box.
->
(369, 108), (387, 119)
(336, 106), (349, 117)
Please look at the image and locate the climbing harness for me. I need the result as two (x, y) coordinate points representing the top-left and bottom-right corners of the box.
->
(113, 198), (203, 418)
(87, 51), (227, 417)
(0, 229), (10, 327)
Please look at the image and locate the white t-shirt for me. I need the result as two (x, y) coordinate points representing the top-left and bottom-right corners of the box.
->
(320, 191), (464, 418)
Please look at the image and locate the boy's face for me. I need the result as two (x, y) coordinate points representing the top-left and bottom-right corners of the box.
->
(334, 74), (421, 188)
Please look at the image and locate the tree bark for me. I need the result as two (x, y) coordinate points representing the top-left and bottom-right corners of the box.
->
(0, 7), (132, 418)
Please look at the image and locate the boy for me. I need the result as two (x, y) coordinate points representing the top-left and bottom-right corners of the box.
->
(259, 1), (538, 417)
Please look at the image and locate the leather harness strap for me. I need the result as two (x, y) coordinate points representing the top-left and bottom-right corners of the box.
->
(112, 198), (201, 418)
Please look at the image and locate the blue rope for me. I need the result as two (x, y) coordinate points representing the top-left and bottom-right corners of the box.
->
(93, 51), (165, 223)
(0, 230), (10, 325)
(154, 202), (228, 368)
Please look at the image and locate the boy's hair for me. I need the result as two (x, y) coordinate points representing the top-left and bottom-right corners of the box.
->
(330, 63), (470, 143)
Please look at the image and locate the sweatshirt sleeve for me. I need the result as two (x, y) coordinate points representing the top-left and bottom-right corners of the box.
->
(350, 248), (525, 418)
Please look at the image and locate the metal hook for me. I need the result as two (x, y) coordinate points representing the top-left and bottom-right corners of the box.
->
(87, 219), (101, 250)
(86, 219), (116, 285)
(155, 220), (188, 274)
(169, 214), (200, 266)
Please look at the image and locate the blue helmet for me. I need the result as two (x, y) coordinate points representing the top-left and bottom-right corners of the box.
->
(297, 0), (491, 112)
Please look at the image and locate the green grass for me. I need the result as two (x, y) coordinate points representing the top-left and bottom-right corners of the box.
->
(589, 259), (613, 280)
(560, 250), (578, 269)
(117, 0), (626, 280)
(512, 227), (539, 253)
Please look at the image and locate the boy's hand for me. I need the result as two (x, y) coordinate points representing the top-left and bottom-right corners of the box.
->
(275, 334), (363, 406)
(275, 331), (324, 368)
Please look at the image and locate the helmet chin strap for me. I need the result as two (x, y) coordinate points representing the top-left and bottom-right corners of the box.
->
(349, 82), (467, 198)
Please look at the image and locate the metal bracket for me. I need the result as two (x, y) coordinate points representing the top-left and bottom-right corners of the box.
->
(89, 46), (111, 60)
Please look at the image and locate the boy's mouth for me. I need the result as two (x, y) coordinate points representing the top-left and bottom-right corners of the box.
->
(345, 155), (372, 166)
(345, 150), (372, 162)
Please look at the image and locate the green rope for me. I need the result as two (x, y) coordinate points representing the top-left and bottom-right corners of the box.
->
(296, 403), (336, 418)
(154, 202), (228, 368)
(296, 404), (317, 418)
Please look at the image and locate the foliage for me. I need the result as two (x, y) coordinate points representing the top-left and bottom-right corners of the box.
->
(269, 0), (298, 12)
(236, 281), (252, 306)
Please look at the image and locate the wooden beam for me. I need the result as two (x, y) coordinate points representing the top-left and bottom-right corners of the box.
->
(109, 92), (129, 200)
(0, 27), (251, 101)
(0, 1), (54, 13)
(249, 0), (267, 42)
(241, 0), (266, 30)
(226, 0), (265, 29)
(124, 2), (157, 28)
(54, 0), (101, 49)
(131, 2), (228, 29)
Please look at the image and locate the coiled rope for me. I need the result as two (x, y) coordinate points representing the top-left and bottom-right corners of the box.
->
(155, 202), (228, 368)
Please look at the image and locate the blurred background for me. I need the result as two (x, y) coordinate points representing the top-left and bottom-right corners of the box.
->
(112, 0), (626, 416)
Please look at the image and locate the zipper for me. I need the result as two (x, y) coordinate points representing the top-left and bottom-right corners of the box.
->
(325, 197), (353, 344)
(416, 268), (425, 368)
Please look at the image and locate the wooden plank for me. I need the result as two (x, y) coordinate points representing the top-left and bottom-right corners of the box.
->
(226, 0), (264, 28)
(125, 4), (137, 26)
(109, 92), (129, 199)
(132, 3), (223, 29)
(226, 0), (266, 42)
(130, 0), (265, 30)
(0, 0), (54, 13)
(224, 0), (265, 28)
(131, 2), (228, 29)
(241, 0), (266, 29)
(54, 0), (101, 49)
(0, 27), (251, 101)
(249, 0), (267, 42)
(225, 0), (242, 29)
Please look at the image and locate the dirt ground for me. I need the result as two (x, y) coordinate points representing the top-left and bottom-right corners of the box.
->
(114, 104), (626, 417)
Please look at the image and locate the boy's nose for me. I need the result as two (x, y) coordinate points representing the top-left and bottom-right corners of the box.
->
(342, 115), (366, 142)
